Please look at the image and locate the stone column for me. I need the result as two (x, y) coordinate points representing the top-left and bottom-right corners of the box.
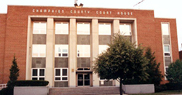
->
(45, 18), (54, 87)
(69, 18), (77, 87)
(91, 19), (100, 87)
(113, 19), (120, 34)
(113, 19), (120, 87)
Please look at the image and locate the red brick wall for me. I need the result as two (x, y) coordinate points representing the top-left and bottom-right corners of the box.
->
(155, 18), (179, 84)
(1, 5), (179, 84)
(0, 14), (6, 84)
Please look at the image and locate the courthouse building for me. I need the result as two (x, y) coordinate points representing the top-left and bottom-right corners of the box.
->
(0, 5), (179, 87)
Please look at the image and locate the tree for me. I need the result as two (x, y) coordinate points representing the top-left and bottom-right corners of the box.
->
(7, 55), (19, 94)
(166, 60), (182, 84)
(93, 35), (148, 95)
(144, 47), (163, 86)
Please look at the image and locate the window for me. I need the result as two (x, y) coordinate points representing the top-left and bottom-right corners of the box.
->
(99, 45), (109, 54)
(164, 45), (170, 56)
(55, 68), (68, 81)
(55, 22), (69, 34)
(77, 23), (90, 35)
(32, 68), (45, 80)
(77, 45), (90, 57)
(33, 22), (46, 34)
(32, 45), (46, 57)
(99, 23), (111, 35)
(119, 24), (131, 35)
(162, 23), (169, 35)
(55, 45), (68, 57)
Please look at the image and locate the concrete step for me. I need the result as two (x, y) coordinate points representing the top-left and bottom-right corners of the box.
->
(49, 87), (121, 95)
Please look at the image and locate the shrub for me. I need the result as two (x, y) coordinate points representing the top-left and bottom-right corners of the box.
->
(14, 80), (49, 86)
(0, 87), (13, 95)
(155, 84), (167, 92)
(165, 83), (182, 90)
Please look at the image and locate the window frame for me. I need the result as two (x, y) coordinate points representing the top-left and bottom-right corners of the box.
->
(77, 22), (90, 35)
(31, 68), (45, 80)
(33, 22), (47, 34)
(77, 45), (90, 57)
(55, 22), (69, 34)
(55, 45), (68, 58)
(98, 23), (111, 35)
(119, 23), (132, 36)
(32, 44), (46, 57)
(54, 68), (68, 81)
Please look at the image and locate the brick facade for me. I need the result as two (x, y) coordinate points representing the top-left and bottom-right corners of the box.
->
(0, 5), (179, 84)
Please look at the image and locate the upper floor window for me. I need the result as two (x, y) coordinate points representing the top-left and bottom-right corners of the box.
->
(55, 45), (68, 57)
(99, 23), (111, 35)
(164, 45), (171, 56)
(119, 24), (131, 36)
(33, 22), (46, 34)
(77, 23), (90, 35)
(77, 45), (90, 57)
(162, 23), (170, 35)
(99, 45), (109, 54)
(55, 22), (69, 34)
(32, 45), (46, 57)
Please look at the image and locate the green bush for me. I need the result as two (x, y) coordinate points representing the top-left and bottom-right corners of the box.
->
(165, 83), (182, 90)
(155, 84), (167, 92)
(14, 80), (49, 86)
(0, 87), (13, 95)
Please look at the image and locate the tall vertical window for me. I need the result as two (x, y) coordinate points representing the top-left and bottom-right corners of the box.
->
(54, 22), (69, 87)
(32, 22), (47, 80)
(77, 22), (90, 70)
(162, 24), (170, 35)
(162, 23), (171, 77)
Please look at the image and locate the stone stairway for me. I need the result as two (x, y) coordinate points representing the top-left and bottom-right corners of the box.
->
(49, 87), (120, 95)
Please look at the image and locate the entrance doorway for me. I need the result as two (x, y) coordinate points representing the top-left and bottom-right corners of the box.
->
(78, 73), (90, 86)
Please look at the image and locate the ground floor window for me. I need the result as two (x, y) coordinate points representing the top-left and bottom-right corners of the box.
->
(32, 68), (45, 80)
(55, 68), (68, 81)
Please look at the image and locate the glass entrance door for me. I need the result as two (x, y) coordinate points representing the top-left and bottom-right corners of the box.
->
(78, 73), (90, 86)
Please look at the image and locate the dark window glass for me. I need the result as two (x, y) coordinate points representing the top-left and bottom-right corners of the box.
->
(62, 77), (67, 80)
(32, 69), (37, 76)
(55, 77), (61, 80)
(39, 78), (44, 80)
(165, 53), (170, 56)
(84, 80), (90, 85)
(84, 68), (90, 70)
(62, 69), (67, 76)
(40, 69), (44, 76)
(56, 69), (60, 76)
(78, 68), (83, 70)
(59, 53), (61, 57)
(62, 53), (68, 57)
(32, 78), (38, 80)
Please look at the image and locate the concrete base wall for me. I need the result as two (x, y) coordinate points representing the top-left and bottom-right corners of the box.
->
(14, 86), (49, 95)
(122, 84), (154, 94)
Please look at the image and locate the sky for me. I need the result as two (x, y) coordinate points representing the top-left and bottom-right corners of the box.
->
(0, 0), (181, 51)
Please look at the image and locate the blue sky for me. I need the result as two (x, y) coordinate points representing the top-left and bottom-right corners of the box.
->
(0, 0), (181, 51)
